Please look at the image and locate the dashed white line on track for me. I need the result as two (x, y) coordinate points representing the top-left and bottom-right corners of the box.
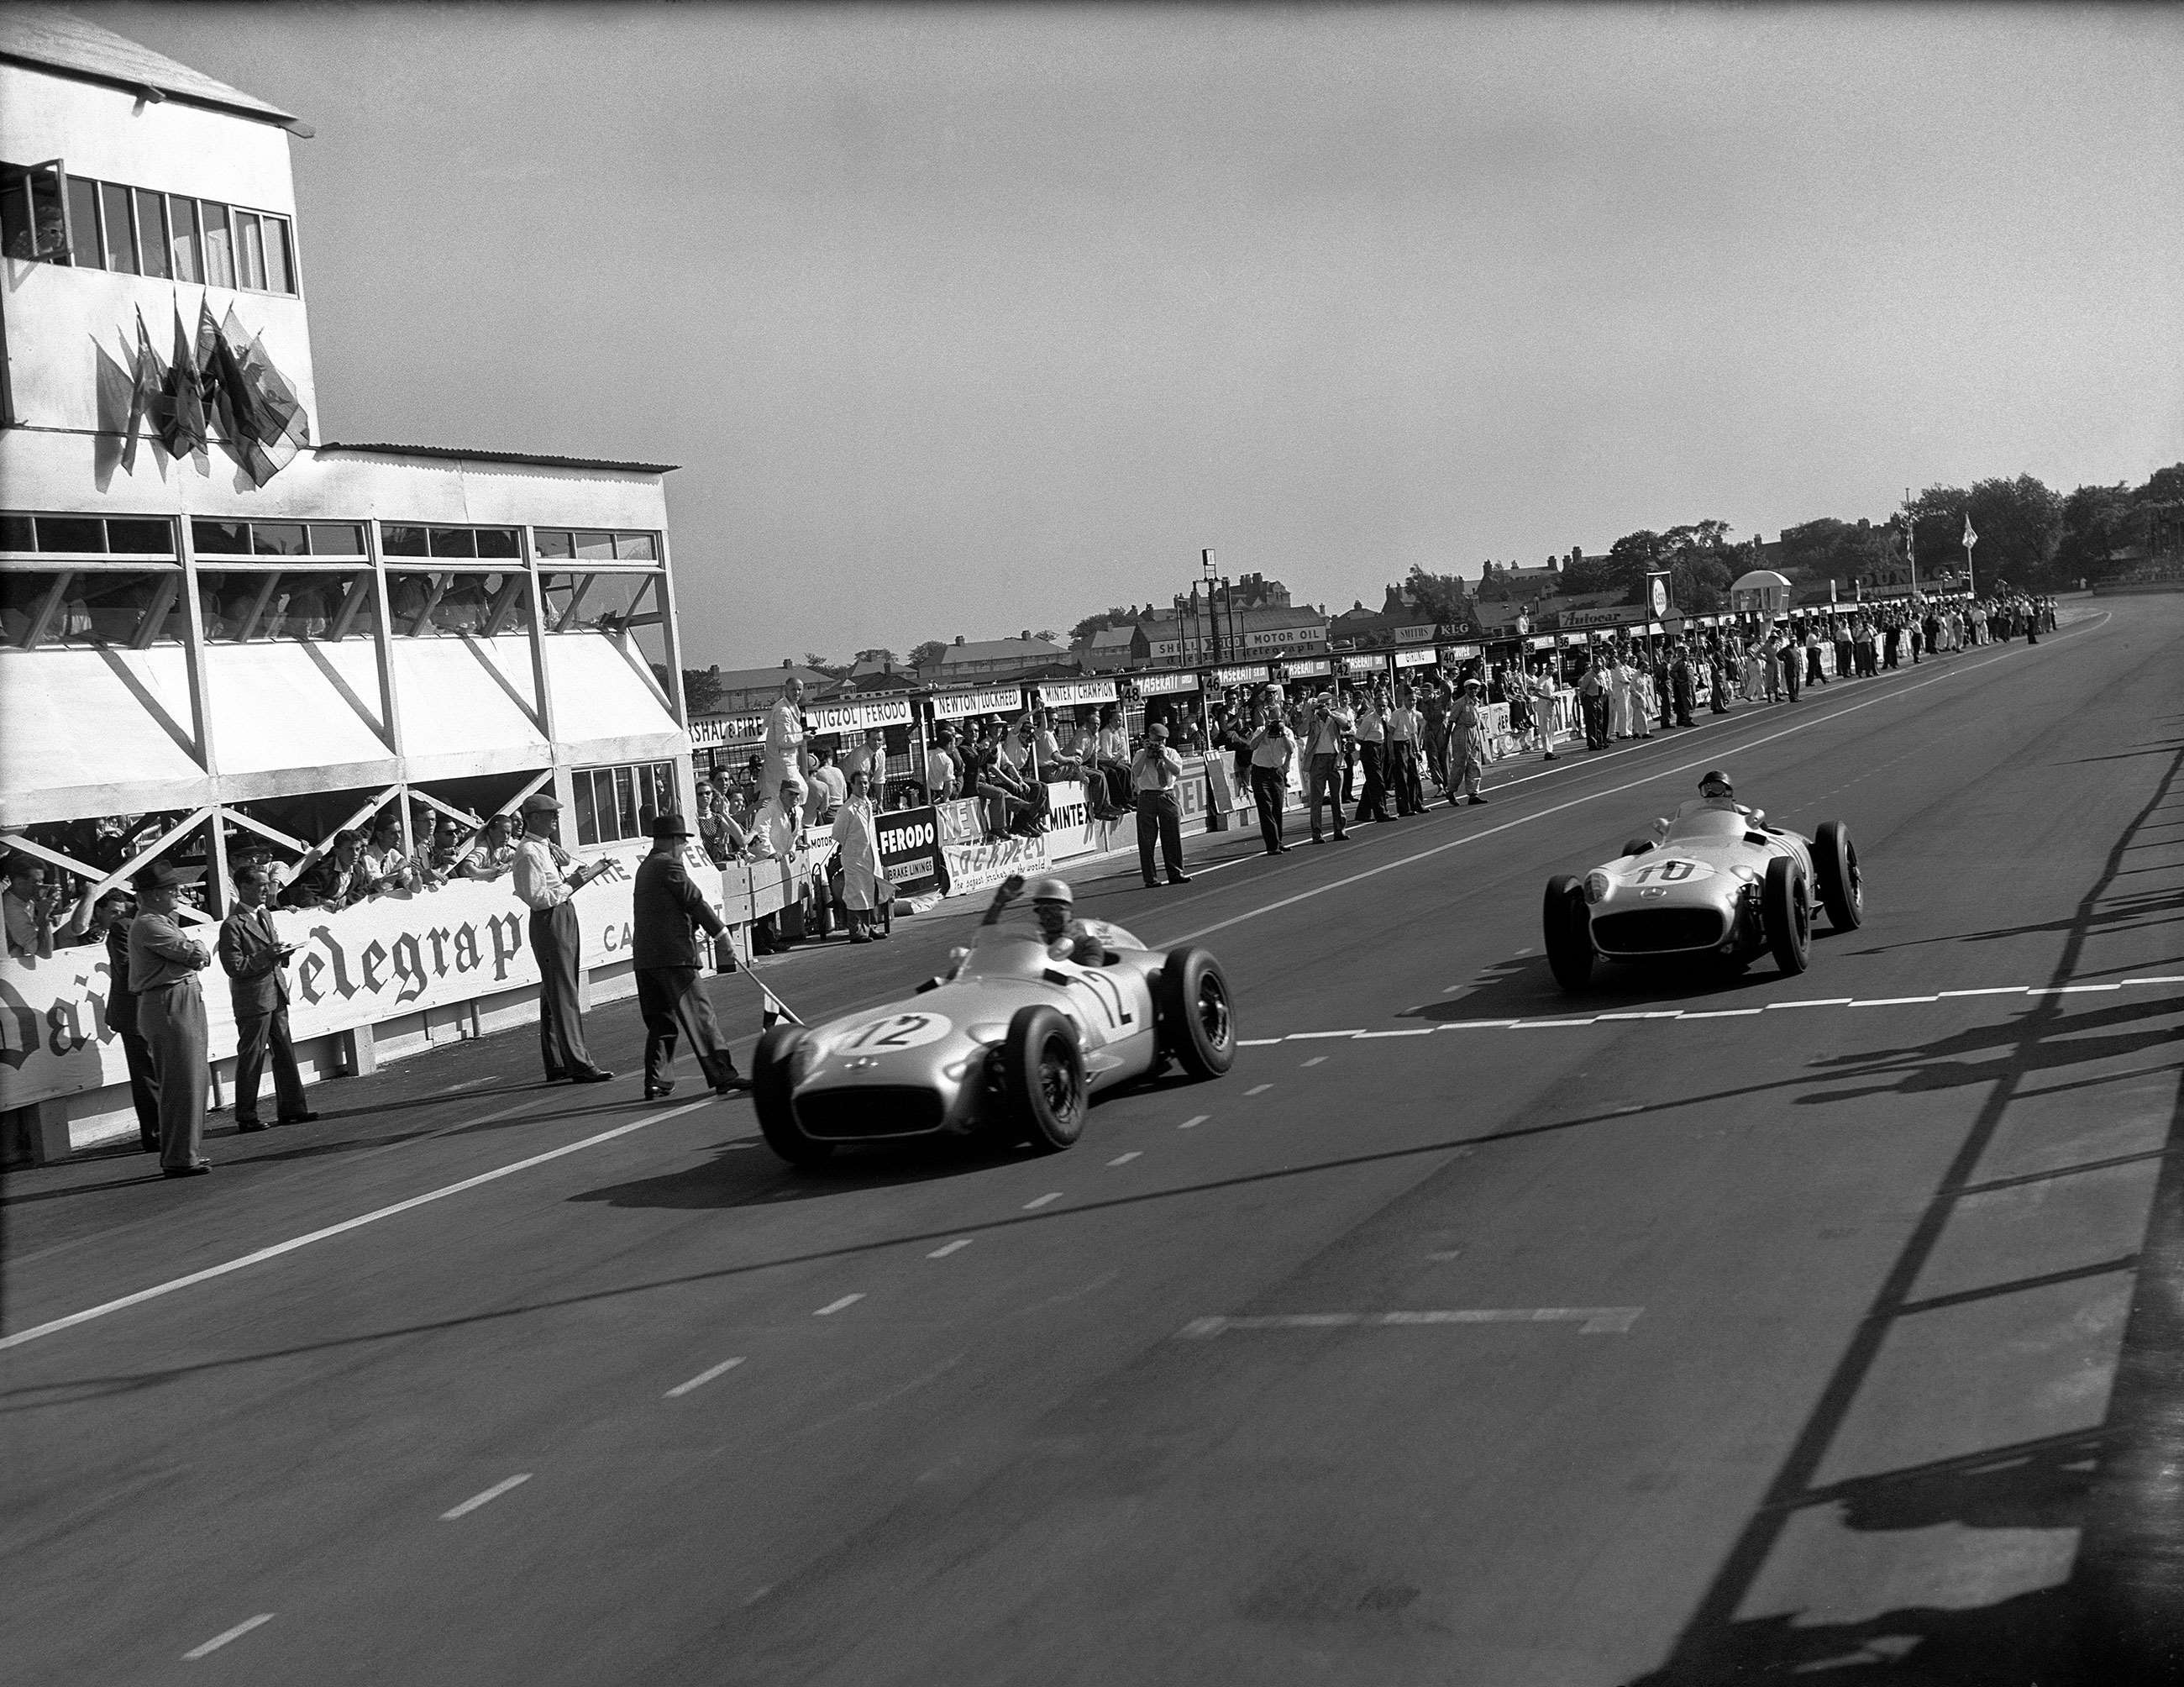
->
(1940, 987), (2029, 998)
(1237, 1038), (1283, 1046)
(1107, 1152), (1142, 1166)
(1179, 1114), (1208, 1129)
(1022, 1193), (1063, 1210)
(1768, 998), (1853, 1009)
(1179, 1307), (1644, 1338)
(1302, 1056), (1327, 1067)
(665, 1357), (745, 1398)
(442, 1474), (532, 1520)
(927, 1238), (974, 1259)
(1851, 996), (1938, 1006)
(1356, 1028), (1434, 1038)
(1245, 1084), (1273, 1096)
(814, 1294), (865, 1316)
(184, 1615), (274, 1660)
(1682, 1008), (1765, 1019)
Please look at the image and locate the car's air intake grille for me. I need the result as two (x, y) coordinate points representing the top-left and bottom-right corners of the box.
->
(1592, 908), (1725, 953)
(795, 1087), (947, 1140)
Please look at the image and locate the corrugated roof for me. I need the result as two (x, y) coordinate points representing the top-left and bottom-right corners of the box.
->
(0, 7), (307, 132)
(318, 443), (678, 476)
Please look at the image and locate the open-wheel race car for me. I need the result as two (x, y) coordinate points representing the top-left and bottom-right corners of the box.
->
(751, 910), (1236, 1167)
(1541, 796), (1862, 991)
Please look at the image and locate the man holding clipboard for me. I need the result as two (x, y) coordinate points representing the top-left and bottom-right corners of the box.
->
(218, 859), (319, 1131)
(513, 793), (623, 1085)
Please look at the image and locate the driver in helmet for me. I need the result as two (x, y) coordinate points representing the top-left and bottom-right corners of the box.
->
(1656, 769), (1756, 834)
(982, 873), (1108, 966)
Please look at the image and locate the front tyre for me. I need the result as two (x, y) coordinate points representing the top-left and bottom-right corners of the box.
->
(1004, 1005), (1086, 1153)
(1543, 875), (1594, 991)
(1158, 946), (1236, 1078)
(753, 1026), (832, 1168)
(1814, 820), (1863, 931)
(1765, 855), (1813, 976)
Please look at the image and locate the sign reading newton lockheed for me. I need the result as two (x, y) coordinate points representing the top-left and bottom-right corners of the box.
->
(931, 686), (1026, 720)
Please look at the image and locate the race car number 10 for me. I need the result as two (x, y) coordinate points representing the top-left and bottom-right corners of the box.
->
(1627, 858), (1710, 884)
(838, 1012), (952, 1052)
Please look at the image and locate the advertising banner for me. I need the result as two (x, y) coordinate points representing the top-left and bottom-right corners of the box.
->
(874, 804), (943, 896)
(937, 797), (985, 847)
(690, 712), (768, 747)
(805, 697), (912, 735)
(1278, 657), (1331, 681)
(1439, 644), (1482, 663)
(1393, 648), (1436, 669)
(1040, 780), (1123, 864)
(1336, 654), (1389, 677)
(1133, 671), (1200, 696)
(1034, 679), (1119, 708)
(940, 833), (1049, 897)
(930, 686), (1026, 721)
(1213, 663), (1269, 687)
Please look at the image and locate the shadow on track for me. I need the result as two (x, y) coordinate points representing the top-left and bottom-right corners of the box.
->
(1625, 739), (2184, 1687)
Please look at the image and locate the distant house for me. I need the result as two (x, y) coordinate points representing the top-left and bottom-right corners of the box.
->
(704, 661), (837, 715)
(920, 632), (1077, 686)
(1075, 624), (1139, 673)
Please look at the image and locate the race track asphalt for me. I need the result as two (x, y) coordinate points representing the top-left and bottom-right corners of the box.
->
(4, 597), (2181, 1687)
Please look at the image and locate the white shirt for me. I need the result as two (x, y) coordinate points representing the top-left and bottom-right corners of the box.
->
(1131, 744), (1184, 793)
(512, 837), (574, 911)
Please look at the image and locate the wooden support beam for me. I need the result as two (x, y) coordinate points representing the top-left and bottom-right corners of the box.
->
(129, 574), (179, 650)
(20, 570), (72, 648)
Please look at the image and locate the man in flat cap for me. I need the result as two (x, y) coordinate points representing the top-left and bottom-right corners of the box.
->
(129, 859), (214, 1175)
(632, 811), (748, 1099)
(512, 794), (620, 1085)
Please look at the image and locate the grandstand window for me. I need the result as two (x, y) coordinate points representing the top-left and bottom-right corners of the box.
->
(381, 523), (521, 560)
(0, 512), (176, 557)
(0, 162), (296, 294)
(533, 528), (661, 565)
(571, 760), (678, 848)
(195, 569), (379, 643)
(190, 519), (365, 559)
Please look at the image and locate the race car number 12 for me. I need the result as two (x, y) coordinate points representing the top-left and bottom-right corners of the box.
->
(838, 1012), (952, 1052)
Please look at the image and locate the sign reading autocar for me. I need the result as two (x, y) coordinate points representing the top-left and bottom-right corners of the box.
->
(874, 803), (943, 896)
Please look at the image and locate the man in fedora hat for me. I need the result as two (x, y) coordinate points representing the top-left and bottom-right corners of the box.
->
(129, 859), (215, 1175)
(632, 810), (748, 1099)
(512, 793), (620, 1085)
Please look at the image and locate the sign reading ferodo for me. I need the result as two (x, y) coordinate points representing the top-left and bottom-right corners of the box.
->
(874, 804), (944, 896)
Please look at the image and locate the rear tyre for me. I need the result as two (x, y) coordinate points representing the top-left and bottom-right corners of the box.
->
(1814, 820), (1863, 931)
(1004, 1006), (1086, 1153)
(1158, 946), (1236, 1078)
(1765, 855), (1812, 976)
(1543, 875), (1594, 991)
(753, 1026), (832, 1168)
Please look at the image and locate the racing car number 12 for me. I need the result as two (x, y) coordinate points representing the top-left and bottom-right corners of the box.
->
(837, 1012), (953, 1053)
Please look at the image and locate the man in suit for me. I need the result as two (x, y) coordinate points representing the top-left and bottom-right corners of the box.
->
(218, 860), (319, 1132)
(512, 794), (619, 1085)
(129, 860), (215, 1176)
(632, 811), (748, 1100)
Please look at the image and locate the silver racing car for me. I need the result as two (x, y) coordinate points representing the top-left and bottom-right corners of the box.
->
(1542, 775), (1862, 990)
(752, 912), (1236, 1167)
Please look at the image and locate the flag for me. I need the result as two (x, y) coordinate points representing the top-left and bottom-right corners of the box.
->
(1962, 514), (1979, 550)
(160, 302), (207, 457)
(207, 305), (308, 486)
(123, 307), (167, 469)
(759, 988), (803, 1030)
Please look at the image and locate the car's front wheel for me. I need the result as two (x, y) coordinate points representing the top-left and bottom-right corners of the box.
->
(1765, 855), (1812, 975)
(1814, 820), (1862, 931)
(753, 1026), (832, 1168)
(1543, 875), (1593, 990)
(1005, 1006), (1086, 1153)
(1158, 945), (1236, 1078)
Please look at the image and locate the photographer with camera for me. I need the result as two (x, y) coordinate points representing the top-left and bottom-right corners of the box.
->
(2, 854), (63, 959)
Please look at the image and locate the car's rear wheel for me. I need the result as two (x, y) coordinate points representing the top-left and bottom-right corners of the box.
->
(1814, 820), (1862, 931)
(1005, 1006), (1086, 1153)
(1543, 875), (1593, 990)
(753, 1026), (832, 1168)
(1158, 946), (1236, 1078)
(1765, 855), (1812, 975)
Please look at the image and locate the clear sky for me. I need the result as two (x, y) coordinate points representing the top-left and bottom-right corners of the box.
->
(89, 3), (2184, 669)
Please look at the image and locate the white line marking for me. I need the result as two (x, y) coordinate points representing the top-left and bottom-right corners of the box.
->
(1301, 1056), (1327, 1067)
(1180, 1307), (1643, 1338)
(2123, 976), (2184, 986)
(1022, 1193), (1062, 1210)
(1289, 1028), (1365, 1040)
(1236, 1038), (1283, 1046)
(1179, 1114), (1208, 1129)
(1680, 1008), (1765, 1019)
(927, 1238), (974, 1259)
(1939, 987), (2029, 998)
(1245, 1084), (1273, 1096)
(1850, 996), (1939, 1006)
(441, 1473), (532, 1520)
(1155, 633), (2086, 951)
(1437, 1018), (1520, 1030)
(2047, 983), (2123, 994)
(0, 1096), (717, 1352)
(183, 1614), (274, 1660)
(1107, 1152), (1142, 1166)
(814, 1293), (866, 1315)
(1593, 1011), (1683, 1021)
(1512, 1017), (1597, 1028)
(664, 1357), (745, 1398)
(1355, 1027), (1436, 1038)
(1766, 998), (1854, 1009)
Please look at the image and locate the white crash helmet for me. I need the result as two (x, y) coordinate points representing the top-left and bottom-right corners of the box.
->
(1027, 876), (1074, 908)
